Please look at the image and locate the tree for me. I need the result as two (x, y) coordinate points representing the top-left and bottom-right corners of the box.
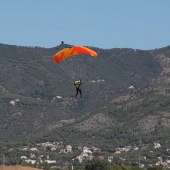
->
(43, 162), (50, 170)
(148, 165), (167, 170)
(85, 158), (112, 170)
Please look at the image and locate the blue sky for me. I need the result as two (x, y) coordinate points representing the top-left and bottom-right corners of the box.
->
(0, 0), (170, 50)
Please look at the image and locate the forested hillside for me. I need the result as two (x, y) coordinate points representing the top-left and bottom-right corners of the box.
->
(0, 43), (163, 143)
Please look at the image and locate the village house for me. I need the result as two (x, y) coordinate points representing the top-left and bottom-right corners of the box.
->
(25, 159), (36, 164)
(59, 148), (65, 153)
(56, 96), (62, 99)
(77, 146), (82, 150)
(51, 146), (57, 151)
(10, 99), (20, 106)
(21, 146), (28, 151)
(65, 145), (72, 153)
(21, 156), (27, 159)
(166, 159), (170, 164)
(124, 146), (131, 152)
(108, 156), (113, 162)
(154, 142), (161, 149)
(76, 155), (83, 163)
(44, 142), (53, 147)
(30, 148), (39, 151)
(115, 147), (125, 152)
(114, 150), (121, 154)
(157, 157), (163, 162)
(30, 153), (36, 158)
(88, 155), (94, 160)
(91, 146), (101, 152)
(45, 160), (56, 164)
(133, 146), (139, 151)
(98, 155), (104, 159)
(83, 148), (92, 155)
(128, 85), (135, 90)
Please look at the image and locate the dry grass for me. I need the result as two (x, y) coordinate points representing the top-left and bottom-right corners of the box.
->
(0, 166), (41, 170)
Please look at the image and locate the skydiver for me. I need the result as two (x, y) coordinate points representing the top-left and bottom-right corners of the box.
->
(74, 79), (82, 99)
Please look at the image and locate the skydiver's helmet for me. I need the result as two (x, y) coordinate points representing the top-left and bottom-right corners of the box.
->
(74, 80), (81, 85)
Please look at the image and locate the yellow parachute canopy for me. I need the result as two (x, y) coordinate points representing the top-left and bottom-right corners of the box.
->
(53, 46), (98, 64)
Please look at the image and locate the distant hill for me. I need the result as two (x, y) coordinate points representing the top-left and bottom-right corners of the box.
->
(0, 43), (163, 143)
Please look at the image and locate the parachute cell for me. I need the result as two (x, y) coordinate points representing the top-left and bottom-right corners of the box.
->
(53, 46), (98, 64)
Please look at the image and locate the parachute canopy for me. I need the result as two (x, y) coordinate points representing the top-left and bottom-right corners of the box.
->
(53, 46), (98, 64)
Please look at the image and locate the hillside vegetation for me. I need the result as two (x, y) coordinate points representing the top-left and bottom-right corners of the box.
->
(0, 44), (165, 147)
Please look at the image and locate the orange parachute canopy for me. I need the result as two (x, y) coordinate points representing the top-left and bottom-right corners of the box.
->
(53, 46), (98, 64)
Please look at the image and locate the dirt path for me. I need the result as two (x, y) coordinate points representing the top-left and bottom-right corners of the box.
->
(0, 166), (41, 170)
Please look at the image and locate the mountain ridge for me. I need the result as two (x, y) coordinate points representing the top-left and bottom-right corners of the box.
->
(0, 43), (166, 145)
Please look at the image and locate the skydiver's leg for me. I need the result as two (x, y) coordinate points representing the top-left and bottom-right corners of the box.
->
(75, 88), (78, 98)
(79, 89), (82, 98)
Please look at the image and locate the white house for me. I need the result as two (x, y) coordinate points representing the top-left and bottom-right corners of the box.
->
(56, 96), (62, 99)
(30, 148), (39, 151)
(83, 149), (92, 154)
(154, 142), (161, 149)
(45, 160), (56, 164)
(66, 145), (72, 153)
(128, 86), (135, 89)
(21, 156), (27, 159)
(25, 159), (36, 164)
(10, 99), (20, 106)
